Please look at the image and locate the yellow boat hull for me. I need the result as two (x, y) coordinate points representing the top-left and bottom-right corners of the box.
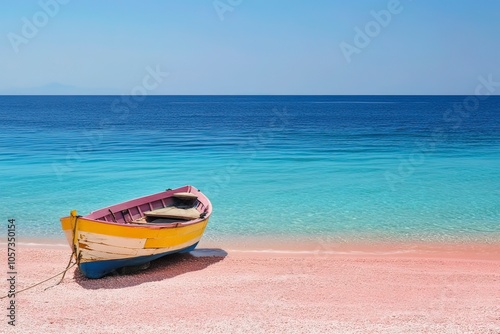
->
(61, 214), (209, 278)
(60, 186), (212, 278)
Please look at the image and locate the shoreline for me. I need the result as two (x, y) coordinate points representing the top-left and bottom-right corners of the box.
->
(6, 236), (500, 260)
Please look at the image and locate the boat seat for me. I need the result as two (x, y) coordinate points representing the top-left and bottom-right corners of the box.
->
(172, 192), (198, 200)
(144, 206), (200, 220)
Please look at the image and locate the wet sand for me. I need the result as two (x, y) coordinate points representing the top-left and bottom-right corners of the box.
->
(0, 241), (499, 333)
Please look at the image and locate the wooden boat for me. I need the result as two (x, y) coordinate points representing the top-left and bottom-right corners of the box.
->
(60, 185), (212, 278)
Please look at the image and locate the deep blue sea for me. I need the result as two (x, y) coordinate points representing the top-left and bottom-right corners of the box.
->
(1, 96), (499, 243)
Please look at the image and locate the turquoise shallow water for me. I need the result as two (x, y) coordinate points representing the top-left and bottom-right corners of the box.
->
(0, 96), (499, 242)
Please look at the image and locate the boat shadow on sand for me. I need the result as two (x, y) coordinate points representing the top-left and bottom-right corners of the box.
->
(73, 248), (227, 289)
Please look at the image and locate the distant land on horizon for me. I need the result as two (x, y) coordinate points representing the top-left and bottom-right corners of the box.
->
(0, 83), (120, 96)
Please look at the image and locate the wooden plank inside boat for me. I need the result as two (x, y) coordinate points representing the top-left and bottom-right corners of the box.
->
(144, 206), (200, 220)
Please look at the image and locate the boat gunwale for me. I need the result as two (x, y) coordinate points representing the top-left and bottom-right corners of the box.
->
(63, 185), (212, 230)
(76, 216), (210, 229)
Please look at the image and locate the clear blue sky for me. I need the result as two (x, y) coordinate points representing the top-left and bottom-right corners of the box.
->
(1, 0), (499, 94)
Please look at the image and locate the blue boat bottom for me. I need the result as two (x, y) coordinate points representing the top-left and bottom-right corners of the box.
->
(79, 242), (199, 279)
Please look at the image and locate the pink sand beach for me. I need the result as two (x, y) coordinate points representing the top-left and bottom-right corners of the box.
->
(1, 240), (499, 333)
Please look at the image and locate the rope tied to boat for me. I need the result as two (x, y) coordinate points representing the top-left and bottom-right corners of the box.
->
(0, 251), (78, 300)
(0, 213), (81, 299)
